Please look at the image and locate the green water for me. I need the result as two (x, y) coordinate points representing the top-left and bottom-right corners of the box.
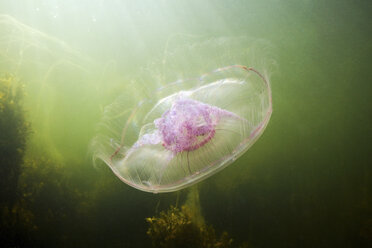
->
(0, 0), (371, 247)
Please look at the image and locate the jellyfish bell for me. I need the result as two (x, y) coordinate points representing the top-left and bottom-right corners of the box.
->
(93, 65), (272, 193)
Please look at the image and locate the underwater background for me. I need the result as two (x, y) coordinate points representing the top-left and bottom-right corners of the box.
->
(0, 0), (371, 247)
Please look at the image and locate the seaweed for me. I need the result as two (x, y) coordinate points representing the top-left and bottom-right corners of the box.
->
(0, 74), (30, 207)
(146, 204), (249, 248)
(0, 74), (31, 245)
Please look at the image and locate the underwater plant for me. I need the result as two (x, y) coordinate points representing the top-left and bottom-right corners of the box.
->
(0, 74), (30, 246)
(0, 75), (87, 245)
(0, 74), (29, 206)
(1, 154), (93, 247)
(146, 205), (236, 248)
(146, 186), (250, 248)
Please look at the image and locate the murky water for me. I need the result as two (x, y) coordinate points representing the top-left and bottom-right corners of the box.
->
(0, 1), (371, 247)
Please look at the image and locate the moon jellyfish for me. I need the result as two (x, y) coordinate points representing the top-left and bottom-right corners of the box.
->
(93, 65), (272, 193)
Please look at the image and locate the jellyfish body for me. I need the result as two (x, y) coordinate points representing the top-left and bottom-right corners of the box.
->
(94, 65), (272, 193)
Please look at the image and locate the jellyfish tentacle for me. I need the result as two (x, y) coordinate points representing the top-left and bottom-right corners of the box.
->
(187, 151), (191, 174)
(110, 105), (140, 162)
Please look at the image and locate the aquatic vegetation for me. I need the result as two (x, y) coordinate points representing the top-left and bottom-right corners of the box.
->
(146, 205), (235, 248)
(1, 155), (91, 247)
(146, 186), (251, 248)
(0, 74), (30, 246)
(94, 65), (272, 193)
(0, 74), (29, 206)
